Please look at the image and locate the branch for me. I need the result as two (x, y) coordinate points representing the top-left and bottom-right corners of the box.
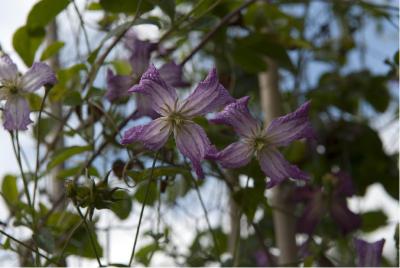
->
(180, 0), (258, 65)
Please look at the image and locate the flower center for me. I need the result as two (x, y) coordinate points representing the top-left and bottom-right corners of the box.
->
(9, 85), (19, 94)
(1, 80), (20, 96)
(253, 136), (268, 151)
(167, 112), (186, 129)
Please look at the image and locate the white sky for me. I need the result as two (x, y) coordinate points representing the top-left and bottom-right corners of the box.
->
(0, 0), (398, 266)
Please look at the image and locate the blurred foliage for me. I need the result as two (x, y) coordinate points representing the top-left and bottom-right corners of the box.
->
(0, 0), (398, 266)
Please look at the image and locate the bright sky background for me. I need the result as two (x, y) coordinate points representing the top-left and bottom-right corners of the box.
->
(0, 0), (398, 266)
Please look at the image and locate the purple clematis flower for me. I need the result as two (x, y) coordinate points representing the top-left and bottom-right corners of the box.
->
(106, 61), (188, 120)
(124, 31), (158, 78)
(105, 69), (134, 102)
(293, 172), (362, 235)
(210, 96), (314, 188)
(120, 64), (234, 178)
(354, 238), (385, 267)
(0, 55), (56, 130)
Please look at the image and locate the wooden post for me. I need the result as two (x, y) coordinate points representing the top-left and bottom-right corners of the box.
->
(258, 58), (297, 264)
(47, 20), (65, 206)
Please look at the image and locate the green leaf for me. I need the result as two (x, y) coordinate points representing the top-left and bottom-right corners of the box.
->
(27, 0), (70, 30)
(34, 227), (55, 253)
(40, 41), (65, 61)
(87, 2), (102, 10)
(111, 60), (132, 75)
(64, 91), (83, 106)
(99, 0), (153, 14)
(304, 256), (314, 267)
(34, 117), (57, 142)
(136, 243), (159, 266)
(110, 190), (132, 219)
(66, 224), (103, 259)
(26, 93), (43, 112)
(47, 145), (93, 171)
(394, 50), (399, 65)
(134, 182), (158, 205)
(233, 180), (266, 221)
(12, 26), (45, 66)
(56, 166), (99, 180)
(1, 175), (18, 206)
(361, 210), (388, 233)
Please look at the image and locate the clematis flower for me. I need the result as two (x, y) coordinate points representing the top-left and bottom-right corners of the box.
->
(106, 61), (188, 120)
(210, 96), (314, 188)
(293, 172), (362, 235)
(158, 62), (189, 88)
(354, 238), (385, 267)
(124, 31), (158, 78)
(105, 69), (134, 102)
(0, 55), (56, 130)
(120, 64), (234, 178)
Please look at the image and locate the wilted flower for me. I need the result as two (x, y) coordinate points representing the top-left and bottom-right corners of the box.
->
(210, 97), (314, 188)
(121, 64), (234, 178)
(354, 238), (385, 267)
(0, 55), (56, 130)
(293, 172), (362, 234)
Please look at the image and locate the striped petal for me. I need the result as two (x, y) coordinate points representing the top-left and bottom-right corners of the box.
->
(159, 61), (189, 88)
(20, 62), (57, 92)
(105, 69), (133, 102)
(0, 55), (18, 82)
(258, 147), (309, 188)
(213, 141), (254, 169)
(129, 64), (177, 116)
(211, 96), (260, 138)
(174, 122), (212, 179)
(3, 96), (32, 131)
(121, 118), (171, 150)
(179, 68), (234, 117)
(265, 101), (315, 147)
(354, 238), (385, 267)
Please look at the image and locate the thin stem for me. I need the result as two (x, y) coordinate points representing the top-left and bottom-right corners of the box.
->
(71, 0), (91, 52)
(232, 177), (250, 266)
(55, 211), (86, 264)
(0, 229), (61, 266)
(76, 206), (102, 267)
(11, 132), (32, 208)
(158, 0), (221, 43)
(180, 0), (258, 65)
(191, 178), (221, 262)
(128, 151), (158, 266)
(33, 89), (49, 207)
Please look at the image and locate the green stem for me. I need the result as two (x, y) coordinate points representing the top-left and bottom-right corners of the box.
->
(191, 177), (221, 263)
(11, 132), (32, 209)
(180, 0), (258, 65)
(76, 206), (102, 267)
(128, 151), (158, 266)
(0, 229), (61, 266)
(158, 0), (221, 43)
(32, 89), (49, 209)
(55, 211), (86, 265)
(71, 0), (91, 52)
